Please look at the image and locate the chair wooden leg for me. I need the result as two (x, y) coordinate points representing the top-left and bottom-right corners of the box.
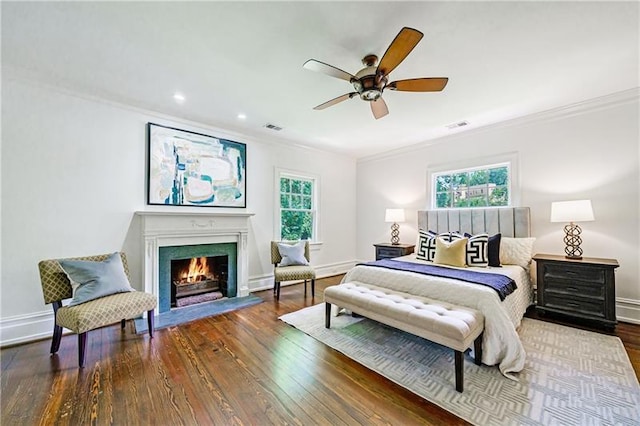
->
(304, 279), (307, 296)
(147, 309), (154, 338)
(455, 350), (463, 392)
(50, 301), (63, 354)
(121, 319), (126, 329)
(50, 324), (63, 354)
(78, 332), (88, 368)
(275, 282), (281, 300)
(311, 279), (315, 298)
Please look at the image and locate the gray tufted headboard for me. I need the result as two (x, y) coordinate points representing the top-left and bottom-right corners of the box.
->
(417, 207), (531, 237)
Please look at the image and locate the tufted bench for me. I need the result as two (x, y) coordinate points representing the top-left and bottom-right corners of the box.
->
(324, 281), (484, 392)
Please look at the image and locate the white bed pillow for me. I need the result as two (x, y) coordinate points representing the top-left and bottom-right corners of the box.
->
(500, 237), (536, 268)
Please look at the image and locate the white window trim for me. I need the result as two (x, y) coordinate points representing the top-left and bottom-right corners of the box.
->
(426, 152), (520, 209)
(274, 167), (322, 246)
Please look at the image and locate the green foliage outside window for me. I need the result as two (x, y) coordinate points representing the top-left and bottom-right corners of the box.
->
(280, 176), (314, 240)
(434, 165), (510, 209)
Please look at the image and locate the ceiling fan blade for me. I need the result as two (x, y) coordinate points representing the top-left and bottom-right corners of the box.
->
(387, 77), (449, 92)
(377, 27), (423, 79)
(303, 59), (356, 82)
(313, 92), (357, 110)
(370, 98), (389, 119)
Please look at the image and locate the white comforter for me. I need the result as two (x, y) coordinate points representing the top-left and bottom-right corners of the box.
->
(341, 255), (534, 377)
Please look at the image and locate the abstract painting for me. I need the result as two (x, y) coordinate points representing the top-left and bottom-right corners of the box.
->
(147, 123), (246, 207)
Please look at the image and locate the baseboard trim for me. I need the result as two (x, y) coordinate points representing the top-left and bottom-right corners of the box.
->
(617, 297), (640, 325)
(0, 310), (56, 347)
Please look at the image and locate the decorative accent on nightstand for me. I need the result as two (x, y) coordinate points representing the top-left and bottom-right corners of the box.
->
(385, 209), (405, 245)
(374, 243), (415, 260)
(533, 254), (618, 329)
(550, 200), (595, 259)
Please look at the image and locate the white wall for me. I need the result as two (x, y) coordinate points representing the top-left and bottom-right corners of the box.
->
(356, 90), (640, 323)
(0, 77), (357, 345)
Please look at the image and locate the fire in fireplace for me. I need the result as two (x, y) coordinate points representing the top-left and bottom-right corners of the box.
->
(170, 255), (228, 307)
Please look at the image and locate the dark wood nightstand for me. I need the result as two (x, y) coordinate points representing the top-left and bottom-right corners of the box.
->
(532, 254), (619, 329)
(374, 243), (415, 260)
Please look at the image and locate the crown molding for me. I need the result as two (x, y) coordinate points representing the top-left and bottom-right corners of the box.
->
(358, 87), (640, 164)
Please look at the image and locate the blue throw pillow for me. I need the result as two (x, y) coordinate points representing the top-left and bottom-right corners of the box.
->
(59, 252), (134, 306)
(277, 241), (309, 266)
(465, 232), (502, 267)
(416, 230), (437, 261)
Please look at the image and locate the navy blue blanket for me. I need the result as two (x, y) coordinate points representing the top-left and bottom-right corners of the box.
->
(358, 259), (517, 301)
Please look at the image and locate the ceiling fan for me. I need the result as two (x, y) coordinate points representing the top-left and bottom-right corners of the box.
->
(303, 27), (448, 120)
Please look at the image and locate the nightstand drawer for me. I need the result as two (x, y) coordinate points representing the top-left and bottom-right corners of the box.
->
(374, 243), (415, 261)
(544, 294), (605, 318)
(543, 263), (605, 284)
(543, 279), (604, 299)
(377, 247), (402, 258)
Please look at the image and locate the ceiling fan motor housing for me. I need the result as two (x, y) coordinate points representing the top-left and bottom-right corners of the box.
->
(352, 65), (387, 101)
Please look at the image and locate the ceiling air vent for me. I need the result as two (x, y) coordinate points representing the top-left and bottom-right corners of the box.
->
(446, 120), (469, 130)
(264, 123), (283, 131)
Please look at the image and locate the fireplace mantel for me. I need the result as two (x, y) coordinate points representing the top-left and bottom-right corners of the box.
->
(136, 211), (254, 313)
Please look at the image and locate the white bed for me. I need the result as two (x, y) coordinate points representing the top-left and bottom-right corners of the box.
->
(344, 207), (535, 377)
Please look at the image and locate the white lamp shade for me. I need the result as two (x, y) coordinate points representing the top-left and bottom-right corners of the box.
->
(550, 200), (595, 223)
(385, 208), (405, 223)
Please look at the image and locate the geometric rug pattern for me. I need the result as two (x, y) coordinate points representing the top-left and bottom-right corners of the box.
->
(280, 304), (640, 425)
(134, 294), (263, 333)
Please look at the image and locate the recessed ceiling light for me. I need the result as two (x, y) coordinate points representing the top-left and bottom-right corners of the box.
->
(173, 93), (185, 103)
(237, 113), (246, 120)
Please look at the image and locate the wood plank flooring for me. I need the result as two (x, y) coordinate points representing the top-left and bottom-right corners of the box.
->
(2, 275), (639, 425)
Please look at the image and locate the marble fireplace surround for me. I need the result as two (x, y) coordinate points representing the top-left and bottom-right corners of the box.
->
(136, 211), (254, 315)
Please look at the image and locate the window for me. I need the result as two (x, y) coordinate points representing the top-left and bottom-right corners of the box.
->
(278, 171), (318, 241)
(432, 162), (511, 209)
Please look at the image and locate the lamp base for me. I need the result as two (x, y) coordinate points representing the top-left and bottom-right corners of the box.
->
(390, 223), (400, 245)
(563, 222), (584, 259)
(565, 254), (583, 260)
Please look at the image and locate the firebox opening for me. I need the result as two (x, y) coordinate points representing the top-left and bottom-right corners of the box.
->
(170, 255), (228, 308)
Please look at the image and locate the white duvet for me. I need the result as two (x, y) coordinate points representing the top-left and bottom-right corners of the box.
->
(341, 255), (534, 378)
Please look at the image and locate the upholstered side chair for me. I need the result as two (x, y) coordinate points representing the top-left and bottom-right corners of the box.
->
(38, 252), (156, 367)
(271, 241), (316, 301)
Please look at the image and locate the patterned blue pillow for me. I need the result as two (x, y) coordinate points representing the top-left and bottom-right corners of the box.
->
(465, 232), (501, 267)
(416, 230), (437, 261)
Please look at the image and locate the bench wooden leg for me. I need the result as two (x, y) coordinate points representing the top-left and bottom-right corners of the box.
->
(474, 332), (483, 366)
(325, 303), (331, 328)
(455, 350), (463, 392)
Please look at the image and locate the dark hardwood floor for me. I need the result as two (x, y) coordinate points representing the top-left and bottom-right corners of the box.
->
(2, 275), (639, 425)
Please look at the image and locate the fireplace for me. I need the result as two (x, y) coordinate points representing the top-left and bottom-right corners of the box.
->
(171, 255), (228, 307)
(158, 242), (236, 312)
(137, 211), (253, 315)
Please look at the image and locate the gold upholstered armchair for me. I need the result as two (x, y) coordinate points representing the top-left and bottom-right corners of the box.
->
(271, 241), (316, 300)
(38, 252), (156, 367)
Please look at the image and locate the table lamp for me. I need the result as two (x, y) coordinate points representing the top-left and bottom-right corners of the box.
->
(385, 208), (405, 245)
(550, 200), (595, 259)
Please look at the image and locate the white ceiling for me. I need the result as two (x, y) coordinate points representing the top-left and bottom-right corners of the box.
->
(2, 1), (638, 158)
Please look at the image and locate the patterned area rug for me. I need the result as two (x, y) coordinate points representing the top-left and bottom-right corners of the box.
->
(135, 294), (263, 333)
(280, 304), (640, 425)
